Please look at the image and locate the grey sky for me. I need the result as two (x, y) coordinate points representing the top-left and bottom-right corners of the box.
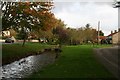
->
(52, 1), (118, 36)
(2, 0), (118, 36)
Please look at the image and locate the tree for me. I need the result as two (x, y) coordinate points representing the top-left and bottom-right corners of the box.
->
(92, 29), (97, 38)
(2, 2), (54, 30)
(52, 19), (68, 46)
(9, 29), (17, 37)
(66, 24), (98, 45)
(99, 30), (104, 36)
(2, 1), (55, 46)
(85, 23), (90, 29)
(67, 28), (79, 45)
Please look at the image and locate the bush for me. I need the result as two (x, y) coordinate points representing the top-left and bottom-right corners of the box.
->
(0, 36), (8, 39)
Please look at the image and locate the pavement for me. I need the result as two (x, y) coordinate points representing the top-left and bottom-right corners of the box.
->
(93, 46), (120, 79)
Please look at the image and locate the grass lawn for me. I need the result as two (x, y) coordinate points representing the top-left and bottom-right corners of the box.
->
(29, 45), (116, 78)
(2, 42), (52, 65)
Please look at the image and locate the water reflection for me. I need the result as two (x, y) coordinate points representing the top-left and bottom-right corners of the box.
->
(1, 52), (56, 79)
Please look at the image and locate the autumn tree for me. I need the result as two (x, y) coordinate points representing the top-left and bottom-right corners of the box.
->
(9, 29), (17, 37)
(66, 24), (98, 45)
(67, 28), (79, 45)
(81, 24), (97, 43)
(52, 19), (69, 46)
(2, 1), (55, 46)
(33, 12), (58, 43)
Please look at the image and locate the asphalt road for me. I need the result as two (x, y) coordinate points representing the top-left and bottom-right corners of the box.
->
(93, 46), (120, 79)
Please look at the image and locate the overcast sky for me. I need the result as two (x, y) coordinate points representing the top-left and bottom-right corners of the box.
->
(52, 0), (118, 36)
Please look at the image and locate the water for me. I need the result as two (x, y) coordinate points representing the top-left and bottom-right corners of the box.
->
(1, 52), (56, 79)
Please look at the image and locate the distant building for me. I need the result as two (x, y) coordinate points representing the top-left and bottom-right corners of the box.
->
(112, 31), (120, 45)
(39, 38), (47, 43)
(98, 36), (107, 44)
(107, 30), (120, 44)
(107, 30), (118, 44)
(0, 30), (10, 37)
(98, 36), (106, 41)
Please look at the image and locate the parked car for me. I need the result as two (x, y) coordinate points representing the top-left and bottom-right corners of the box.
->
(5, 36), (16, 43)
(5, 38), (14, 43)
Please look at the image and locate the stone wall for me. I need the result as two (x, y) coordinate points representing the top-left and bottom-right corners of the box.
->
(112, 32), (120, 45)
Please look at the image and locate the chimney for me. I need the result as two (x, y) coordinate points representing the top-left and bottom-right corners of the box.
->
(114, 30), (117, 33)
(118, 28), (120, 32)
(111, 31), (113, 34)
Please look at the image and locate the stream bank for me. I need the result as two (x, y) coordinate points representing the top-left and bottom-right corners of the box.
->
(1, 48), (61, 79)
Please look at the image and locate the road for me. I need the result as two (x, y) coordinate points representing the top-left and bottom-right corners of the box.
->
(93, 46), (120, 79)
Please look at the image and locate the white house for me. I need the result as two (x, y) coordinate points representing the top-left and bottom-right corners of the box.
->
(0, 30), (10, 37)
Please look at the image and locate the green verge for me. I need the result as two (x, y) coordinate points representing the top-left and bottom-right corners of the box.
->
(29, 45), (115, 78)
(2, 42), (52, 65)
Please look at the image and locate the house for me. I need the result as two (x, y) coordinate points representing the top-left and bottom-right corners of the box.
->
(39, 38), (47, 43)
(0, 30), (10, 37)
(98, 36), (107, 44)
(0, 30), (11, 42)
(106, 30), (118, 44)
(112, 31), (120, 45)
(98, 36), (107, 41)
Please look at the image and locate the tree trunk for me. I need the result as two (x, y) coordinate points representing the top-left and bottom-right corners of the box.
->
(22, 38), (26, 47)
(22, 33), (28, 47)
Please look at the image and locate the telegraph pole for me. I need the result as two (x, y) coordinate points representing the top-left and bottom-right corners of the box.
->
(114, 0), (120, 45)
(118, 3), (120, 31)
(113, 1), (120, 79)
(97, 21), (100, 45)
(114, 0), (120, 29)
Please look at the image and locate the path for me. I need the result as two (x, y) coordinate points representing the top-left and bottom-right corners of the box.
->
(93, 46), (120, 79)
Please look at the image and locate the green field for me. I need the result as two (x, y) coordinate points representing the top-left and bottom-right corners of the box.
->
(29, 45), (115, 78)
(2, 43), (115, 78)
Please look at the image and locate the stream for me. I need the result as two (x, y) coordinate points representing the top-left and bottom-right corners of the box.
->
(1, 51), (56, 79)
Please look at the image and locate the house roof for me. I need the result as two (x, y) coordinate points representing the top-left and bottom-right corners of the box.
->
(98, 36), (107, 39)
(107, 32), (118, 37)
